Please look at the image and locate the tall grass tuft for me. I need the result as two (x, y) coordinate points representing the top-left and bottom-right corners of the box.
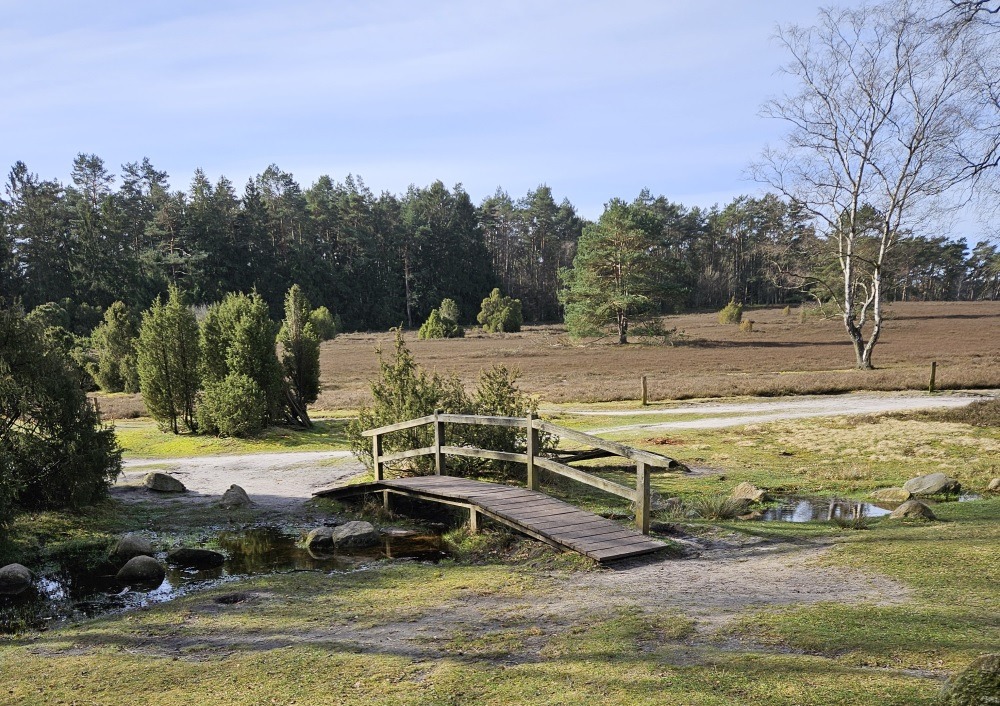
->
(687, 494), (749, 520)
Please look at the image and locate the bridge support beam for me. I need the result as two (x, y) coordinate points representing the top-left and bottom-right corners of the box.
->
(636, 461), (650, 534)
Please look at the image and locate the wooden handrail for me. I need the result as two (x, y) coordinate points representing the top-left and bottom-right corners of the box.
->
(365, 411), (680, 533)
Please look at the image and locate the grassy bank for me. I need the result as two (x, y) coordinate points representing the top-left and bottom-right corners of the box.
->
(2, 399), (997, 705)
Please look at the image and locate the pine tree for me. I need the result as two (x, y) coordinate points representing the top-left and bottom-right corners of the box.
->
(277, 284), (320, 427)
(88, 301), (139, 392)
(136, 286), (201, 433)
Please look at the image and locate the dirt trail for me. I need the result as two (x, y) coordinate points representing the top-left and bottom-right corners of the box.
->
(118, 390), (991, 514)
(569, 390), (995, 434)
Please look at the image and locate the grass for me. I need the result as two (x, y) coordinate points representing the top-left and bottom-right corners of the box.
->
(0, 564), (946, 705)
(113, 417), (352, 458)
(726, 498), (1000, 672)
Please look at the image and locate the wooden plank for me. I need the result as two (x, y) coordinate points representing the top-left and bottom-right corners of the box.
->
(379, 446), (436, 464)
(440, 446), (528, 465)
(362, 415), (435, 436)
(533, 420), (678, 468)
(438, 414), (527, 428)
(533, 457), (635, 500)
(493, 505), (584, 522)
(568, 535), (664, 552)
(589, 544), (665, 561)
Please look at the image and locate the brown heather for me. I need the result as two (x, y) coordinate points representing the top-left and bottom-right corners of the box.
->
(93, 301), (1000, 417)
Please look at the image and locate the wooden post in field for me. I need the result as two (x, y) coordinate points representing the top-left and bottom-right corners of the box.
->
(641, 376), (648, 406)
(635, 461), (650, 534)
(929, 362), (937, 393)
(433, 409), (445, 475)
(372, 432), (384, 481)
(526, 412), (538, 491)
(469, 507), (480, 532)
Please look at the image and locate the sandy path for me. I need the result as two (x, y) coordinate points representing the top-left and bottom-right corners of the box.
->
(568, 390), (994, 434)
(116, 390), (991, 513)
(119, 451), (362, 514)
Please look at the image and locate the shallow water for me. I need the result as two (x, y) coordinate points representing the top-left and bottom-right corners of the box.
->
(759, 494), (979, 523)
(0, 526), (446, 634)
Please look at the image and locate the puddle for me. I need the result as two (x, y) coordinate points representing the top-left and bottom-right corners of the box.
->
(759, 494), (980, 523)
(0, 526), (446, 634)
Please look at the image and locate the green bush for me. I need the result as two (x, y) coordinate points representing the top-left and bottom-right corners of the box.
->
(418, 306), (464, 339)
(347, 332), (541, 481)
(88, 301), (139, 393)
(477, 288), (522, 333)
(347, 330), (469, 472)
(308, 306), (339, 341)
(718, 298), (743, 325)
(1, 302), (121, 522)
(196, 373), (268, 437)
(200, 291), (284, 428)
(439, 298), (461, 326)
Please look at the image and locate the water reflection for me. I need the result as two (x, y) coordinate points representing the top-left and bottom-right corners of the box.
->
(1, 526), (446, 634)
(759, 494), (978, 523)
(760, 498), (893, 523)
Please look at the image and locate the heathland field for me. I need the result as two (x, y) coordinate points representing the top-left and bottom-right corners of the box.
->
(94, 300), (1000, 420)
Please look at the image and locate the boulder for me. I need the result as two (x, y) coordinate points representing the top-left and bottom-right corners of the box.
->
(940, 653), (1000, 706)
(109, 534), (155, 566)
(889, 500), (937, 520)
(987, 478), (1000, 493)
(0, 563), (33, 595)
(330, 521), (379, 549)
(871, 487), (912, 503)
(902, 472), (961, 496)
(167, 547), (225, 569)
(730, 482), (769, 503)
(219, 484), (252, 509)
(305, 526), (336, 550)
(115, 555), (166, 585)
(144, 472), (186, 493)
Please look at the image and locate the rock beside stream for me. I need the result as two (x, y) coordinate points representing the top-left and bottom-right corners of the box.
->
(0, 563), (33, 595)
(116, 555), (166, 585)
(144, 472), (186, 493)
(109, 534), (155, 566)
(306, 521), (379, 550)
(987, 478), (1000, 493)
(219, 484), (252, 509)
(902, 472), (961, 496)
(167, 547), (226, 568)
(940, 653), (1000, 706)
(871, 487), (912, 503)
(730, 482), (769, 503)
(888, 500), (936, 520)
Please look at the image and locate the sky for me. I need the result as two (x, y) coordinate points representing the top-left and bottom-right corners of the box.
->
(8, 0), (986, 239)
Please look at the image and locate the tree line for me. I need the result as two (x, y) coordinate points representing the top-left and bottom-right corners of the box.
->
(3, 157), (998, 339)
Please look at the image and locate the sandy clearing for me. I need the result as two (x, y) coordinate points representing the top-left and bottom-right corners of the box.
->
(575, 390), (995, 433)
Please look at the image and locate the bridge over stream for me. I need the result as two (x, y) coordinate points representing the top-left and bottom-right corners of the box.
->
(315, 412), (685, 562)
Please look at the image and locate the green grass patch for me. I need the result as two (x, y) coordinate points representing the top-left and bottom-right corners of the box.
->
(727, 498), (1000, 671)
(114, 418), (352, 458)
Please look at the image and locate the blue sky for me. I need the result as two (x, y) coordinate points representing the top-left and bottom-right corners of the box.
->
(2, 0), (895, 222)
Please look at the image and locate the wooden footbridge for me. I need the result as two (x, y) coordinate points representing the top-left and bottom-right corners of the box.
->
(315, 412), (685, 562)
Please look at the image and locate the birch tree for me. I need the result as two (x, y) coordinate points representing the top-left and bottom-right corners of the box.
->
(753, 0), (999, 368)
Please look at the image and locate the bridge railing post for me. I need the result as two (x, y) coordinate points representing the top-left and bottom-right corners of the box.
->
(526, 413), (538, 491)
(434, 409), (445, 475)
(372, 432), (384, 481)
(635, 460), (650, 534)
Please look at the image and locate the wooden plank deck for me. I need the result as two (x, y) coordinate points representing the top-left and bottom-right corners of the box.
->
(314, 476), (665, 563)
